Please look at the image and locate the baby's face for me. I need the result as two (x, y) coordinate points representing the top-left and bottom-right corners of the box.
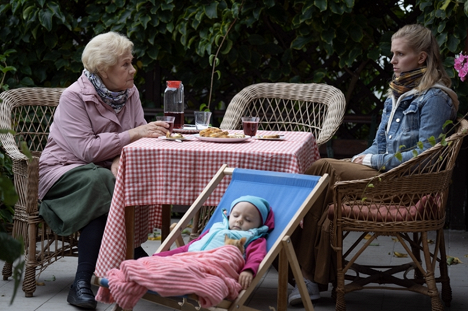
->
(229, 202), (262, 231)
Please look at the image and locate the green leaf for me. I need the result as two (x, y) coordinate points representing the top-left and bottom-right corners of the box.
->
(147, 45), (159, 60)
(367, 183), (374, 188)
(23, 5), (35, 20)
(395, 152), (402, 162)
(436, 32), (447, 47)
(221, 39), (233, 55)
(321, 28), (335, 44)
(215, 70), (221, 80)
(204, 2), (218, 19)
(442, 120), (453, 129)
(447, 35), (459, 53)
(417, 141), (424, 150)
(291, 36), (313, 50)
(367, 48), (380, 61)
(349, 24), (363, 42)
(0, 232), (23, 264)
(346, 47), (362, 66)
(209, 54), (216, 66)
(412, 149), (418, 157)
(314, 0), (327, 12)
(344, 0), (354, 8)
(428, 136), (436, 146)
(440, 136), (447, 146)
(38, 8), (53, 32)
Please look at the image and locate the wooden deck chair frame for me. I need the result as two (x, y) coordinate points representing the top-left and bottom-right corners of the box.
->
(95, 164), (329, 311)
(220, 82), (346, 147)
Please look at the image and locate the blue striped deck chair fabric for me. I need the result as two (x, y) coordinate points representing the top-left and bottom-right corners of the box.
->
(96, 164), (329, 311)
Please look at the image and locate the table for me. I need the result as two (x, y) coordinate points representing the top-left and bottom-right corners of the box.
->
(95, 130), (320, 278)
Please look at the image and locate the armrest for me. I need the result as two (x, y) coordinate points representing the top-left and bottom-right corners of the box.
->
(0, 133), (28, 161)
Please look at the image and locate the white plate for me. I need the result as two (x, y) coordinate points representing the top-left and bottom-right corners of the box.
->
(193, 134), (251, 143)
(254, 135), (285, 141)
(159, 136), (189, 141)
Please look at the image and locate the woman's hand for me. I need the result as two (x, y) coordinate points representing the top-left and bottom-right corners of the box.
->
(111, 156), (120, 177)
(352, 155), (367, 164)
(128, 121), (170, 142)
(238, 271), (253, 290)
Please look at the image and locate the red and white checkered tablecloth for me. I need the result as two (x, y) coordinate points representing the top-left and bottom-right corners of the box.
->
(95, 130), (320, 277)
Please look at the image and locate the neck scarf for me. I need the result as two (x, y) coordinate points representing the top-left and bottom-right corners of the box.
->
(84, 69), (128, 112)
(389, 67), (427, 99)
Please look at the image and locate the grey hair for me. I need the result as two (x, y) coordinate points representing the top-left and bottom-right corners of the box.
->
(81, 32), (134, 74)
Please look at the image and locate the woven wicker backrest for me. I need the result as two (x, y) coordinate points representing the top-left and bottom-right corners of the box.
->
(220, 83), (346, 146)
(0, 88), (64, 155)
(332, 118), (468, 229)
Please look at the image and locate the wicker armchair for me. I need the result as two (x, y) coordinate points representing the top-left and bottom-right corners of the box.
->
(0, 87), (79, 297)
(330, 118), (468, 311)
(220, 82), (346, 146)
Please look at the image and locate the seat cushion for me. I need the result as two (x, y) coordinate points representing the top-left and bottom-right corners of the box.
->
(328, 195), (440, 222)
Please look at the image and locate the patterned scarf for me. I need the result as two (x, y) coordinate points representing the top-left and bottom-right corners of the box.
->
(84, 69), (128, 112)
(389, 67), (427, 99)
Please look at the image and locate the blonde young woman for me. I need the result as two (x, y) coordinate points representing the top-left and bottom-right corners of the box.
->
(288, 24), (459, 306)
(38, 32), (171, 309)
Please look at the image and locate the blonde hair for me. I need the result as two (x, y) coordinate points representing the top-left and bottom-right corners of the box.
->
(81, 32), (134, 74)
(390, 24), (451, 92)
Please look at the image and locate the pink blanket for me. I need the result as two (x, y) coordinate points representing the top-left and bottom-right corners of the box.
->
(96, 245), (244, 309)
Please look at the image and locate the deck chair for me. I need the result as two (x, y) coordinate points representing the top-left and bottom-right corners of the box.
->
(95, 164), (329, 311)
(0, 87), (79, 297)
(329, 118), (468, 311)
(220, 82), (346, 147)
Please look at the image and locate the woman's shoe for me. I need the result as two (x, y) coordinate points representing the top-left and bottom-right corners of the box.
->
(67, 279), (97, 309)
(288, 278), (320, 306)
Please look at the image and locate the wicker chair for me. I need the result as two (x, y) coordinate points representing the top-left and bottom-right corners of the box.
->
(220, 82), (346, 146)
(329, 118), (468, 311)
(0, 87), (79, 297)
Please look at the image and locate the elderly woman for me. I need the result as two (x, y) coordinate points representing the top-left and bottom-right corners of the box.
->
(288, 24), (459, 306)
(38, 32), (169, 309)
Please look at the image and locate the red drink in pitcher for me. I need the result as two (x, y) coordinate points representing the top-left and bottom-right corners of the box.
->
(164, 112), (184, 129)
(242, 121), (259, 136)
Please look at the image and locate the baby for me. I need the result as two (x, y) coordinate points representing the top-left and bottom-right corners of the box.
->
(153, 195), (275, 289)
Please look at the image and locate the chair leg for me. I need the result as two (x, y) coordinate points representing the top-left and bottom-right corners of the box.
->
(421, 232), (443, 311)
(22, 265), (36, 297)
(2, 261), (13, 280)
(22, 221), (38, 297)
(437, 229), (452, 306)
(335, 286), (346, 311)
(411, 232), (424, 280)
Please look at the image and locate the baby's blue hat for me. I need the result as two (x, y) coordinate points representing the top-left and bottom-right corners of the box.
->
(230, 195), (270, 225)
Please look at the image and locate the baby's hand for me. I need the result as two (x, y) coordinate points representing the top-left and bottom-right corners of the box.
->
(238, 271), (253, 290)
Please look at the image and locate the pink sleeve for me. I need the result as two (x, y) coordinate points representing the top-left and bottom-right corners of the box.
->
(152, 230), (209, 257)
(241, 237), (267, 277)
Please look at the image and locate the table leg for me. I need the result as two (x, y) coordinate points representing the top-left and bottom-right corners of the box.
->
(125, 206), (135, 259)
(161, 204), (171, 242)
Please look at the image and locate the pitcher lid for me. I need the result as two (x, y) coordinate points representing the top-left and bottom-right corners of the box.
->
(167, 81), (181, 88)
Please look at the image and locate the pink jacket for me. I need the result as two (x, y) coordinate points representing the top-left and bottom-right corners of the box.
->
(38, 72), (146, 199)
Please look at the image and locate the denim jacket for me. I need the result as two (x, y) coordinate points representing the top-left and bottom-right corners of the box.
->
(357, 84), (458, 171)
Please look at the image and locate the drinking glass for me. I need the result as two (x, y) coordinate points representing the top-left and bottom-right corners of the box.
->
(194, 111), (212, 130)
(241, 117), (260, 136)
(156, 116), (175, 134)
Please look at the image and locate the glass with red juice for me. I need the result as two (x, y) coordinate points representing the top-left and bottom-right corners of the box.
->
(156, 116), (175, 134)
(242, 117), (260, 136)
